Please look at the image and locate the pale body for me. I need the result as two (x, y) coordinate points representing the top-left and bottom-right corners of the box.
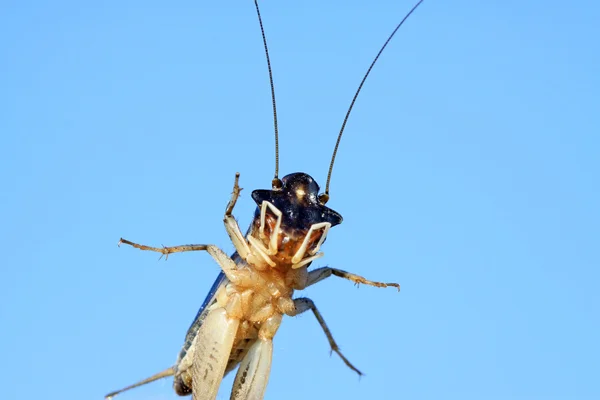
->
(105, 0), (424, 397)
(106, 173), (398, 400)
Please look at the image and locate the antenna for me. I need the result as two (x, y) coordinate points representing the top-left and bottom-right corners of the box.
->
(253, 0), (282, 189)
(320, 0), (425, 204)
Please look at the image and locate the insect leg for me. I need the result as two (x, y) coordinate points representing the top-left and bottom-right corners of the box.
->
(104, 367), (175, 399)
(192, 308), (240, 400)
(119, 238), (254, 286)
(222, 173), (256, 263)
(285, 297), (362, 376)
(230, 339), (274, 400)
(224, 172), (242, 216)
(230, 313), (281, 400)
(119, 238), (208, 260)
(223, 174), (278, 270)
(306, 267), (400, 291)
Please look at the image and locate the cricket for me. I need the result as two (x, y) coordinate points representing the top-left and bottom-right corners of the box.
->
(106, 1), (424, 399)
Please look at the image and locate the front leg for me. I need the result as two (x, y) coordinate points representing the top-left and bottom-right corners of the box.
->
(222, 173), (254, 262)
(306, 267), (400, 291)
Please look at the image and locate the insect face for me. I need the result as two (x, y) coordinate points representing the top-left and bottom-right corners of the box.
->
(251, 172), (342, 268)
(252, 173), (342, 230)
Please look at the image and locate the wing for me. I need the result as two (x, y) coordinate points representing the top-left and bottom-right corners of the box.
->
(105, 266), (231, 399)
(176, 270), (229, 366)
(174, 253), (251, 395)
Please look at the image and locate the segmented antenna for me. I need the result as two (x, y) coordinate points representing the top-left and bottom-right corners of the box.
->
(253, 0), (282, 189)
(320, 0), (424, 204)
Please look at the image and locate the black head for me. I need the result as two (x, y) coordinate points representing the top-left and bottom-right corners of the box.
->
(251, 173), (343, 235)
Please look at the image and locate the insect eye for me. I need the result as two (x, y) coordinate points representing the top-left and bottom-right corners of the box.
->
(271, 178), (283, 190)
(318, 193), (329, 205)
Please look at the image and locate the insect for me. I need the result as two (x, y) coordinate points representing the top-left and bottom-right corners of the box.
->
(106, 1), (424, 399)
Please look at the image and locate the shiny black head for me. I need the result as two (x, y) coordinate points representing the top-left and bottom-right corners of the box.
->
(251, 173), (343, 234)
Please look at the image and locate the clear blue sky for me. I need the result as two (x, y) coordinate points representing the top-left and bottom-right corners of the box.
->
(1, 1), (599, 399)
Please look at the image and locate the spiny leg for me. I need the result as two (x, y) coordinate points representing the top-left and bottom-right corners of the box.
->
(119, 238), (254, 286)
(119, 238), (207, 260)
(118, 174), (245, 260)
(225, 172), (242, 216)
(306, 267), (400, 291)
(223, 173), (256, 263)
(286, 297), (362, 376)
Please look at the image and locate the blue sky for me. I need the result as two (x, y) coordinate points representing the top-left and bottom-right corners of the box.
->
(1, 1), (599, 399)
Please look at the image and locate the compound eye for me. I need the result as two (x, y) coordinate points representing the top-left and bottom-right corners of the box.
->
(272, 178), (283, 189)
(318, 193), (329, 205)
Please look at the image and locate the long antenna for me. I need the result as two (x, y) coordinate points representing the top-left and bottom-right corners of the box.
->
(321, 0), (424, 203)
(253, 0), (282, 189)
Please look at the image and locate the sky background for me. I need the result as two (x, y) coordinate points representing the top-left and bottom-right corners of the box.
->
(1, 1), (599, 399)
